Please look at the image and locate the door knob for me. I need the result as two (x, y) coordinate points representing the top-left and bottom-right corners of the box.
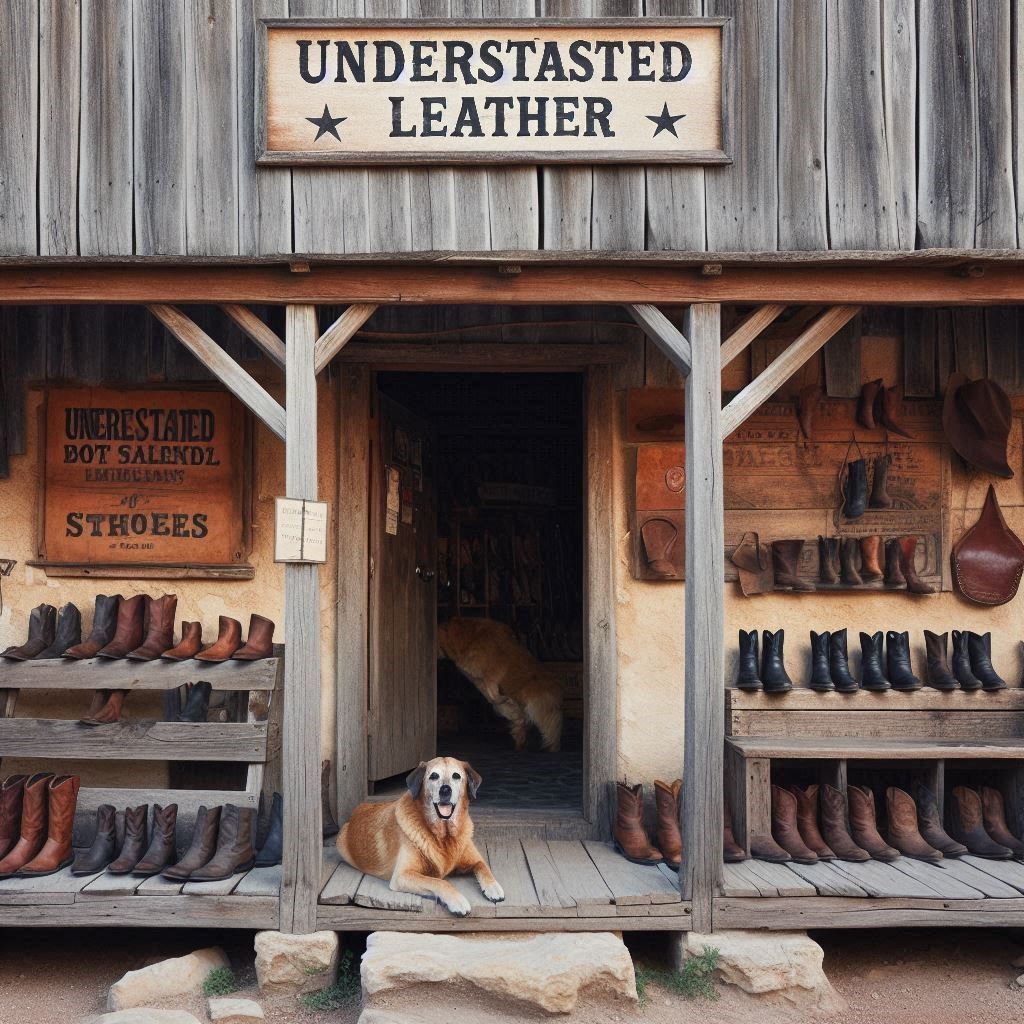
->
(416, 566), (436, 582)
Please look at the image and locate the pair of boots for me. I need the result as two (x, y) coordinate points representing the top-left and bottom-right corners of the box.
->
(192, 614), (276, 663)
(808, 629), (858, 691)
(613, 781), (682, 869)
(73, 803), (179, 877)
(858, 630), (922, 691)
(1, 603), (82, 660)
(948, 787), (1024, 859)
(818, 536), (934, 593)
(841, 454), (895, 519)
(160, 804), (259, 881)
(0, 773), (80, 878)
(924, 630), (1005, 691)
(857, 380), (912, 436)
(736, 629), (793, 693)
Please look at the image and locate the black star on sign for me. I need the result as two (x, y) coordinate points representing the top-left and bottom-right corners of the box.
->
(646, 103), (686, 138)
(306, 104), (347, 142)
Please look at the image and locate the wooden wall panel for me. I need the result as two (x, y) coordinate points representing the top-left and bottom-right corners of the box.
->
(1016, 0), (1024, 247)
(881, 0), (917, 249)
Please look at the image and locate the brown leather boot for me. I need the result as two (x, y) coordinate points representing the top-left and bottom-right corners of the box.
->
(879, 385), (912, 437)
(898, 536), (935, 594)
(64, 595), (121, 659)
(0, 774), (28, 860)
(790, 785), (835, 860)
(653, 779), (682, 870)
(1, 604), (56, 660)
(981, 787), (1024, 858)
(885, 787), (942, 862)
(949, 787), (1012, 858)
(613, 783), (662, 865)
(195, 616), (243, 662)
(911, 785), (967, 857)
(859, 536), (884, 582)
(127, 594), (178, 660)
(820, 784), (870, 861)
(869, 454), (894, 509)
(749, 834), (792, 862)
(189, 805), (256, 881)
(0, 772), (54, 878)
(840, 538), (863, 585)
(884, 539), (906, 587)
(81, 690), (127, 726)
(848, 785), (900, 861)
(96, 594), (147, 658)
(19, 776), (81, 876)
(723, 800), (745, 862)
(771, 785), (818, 863)
(162, 621), (203, 661)
(857, 379), (882, 430)
(163, 805), (222, 880)
(818, 536), (840, 584)
(133, 803), (179, 876)
(771, 539), (815, 591)
(108, 805), (149, 874)
(72, 804), (119, 876)
(233, 614), (276, 661)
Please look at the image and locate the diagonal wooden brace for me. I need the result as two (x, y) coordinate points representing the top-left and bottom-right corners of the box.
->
(220, 304), (286, 369)
(625, 303), (692, 377)
(314, 303), (379, 374)
(720, 303), (787, 368)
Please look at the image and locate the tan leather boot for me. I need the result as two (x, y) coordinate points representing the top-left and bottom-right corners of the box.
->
(196, 616), (243, 662)
(885, 787), (942, 862)
(19, 775), (81, 876)
(791, 784), (835, 859)
(859, 535), (884, 582)
(613, 783), (662, 865)
(771, 785), (818, 863)
(162, 621), (203, 661)
(0, 772), (54, 878)
(848, 785), (900, 861)
(81, 690), (127, 726)
(981, 787), (1024, 857)
(653, 779), (682, 870)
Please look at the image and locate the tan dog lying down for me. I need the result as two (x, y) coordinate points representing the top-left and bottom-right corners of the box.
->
(437, 617), (563, 752)
(337, 756), (504, 917)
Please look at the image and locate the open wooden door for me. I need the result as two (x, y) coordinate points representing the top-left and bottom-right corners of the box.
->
(368, 393), (438, 782)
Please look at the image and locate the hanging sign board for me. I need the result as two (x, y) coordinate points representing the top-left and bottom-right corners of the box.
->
(257, 18), (728, 165)
(274, 497), (329, 563)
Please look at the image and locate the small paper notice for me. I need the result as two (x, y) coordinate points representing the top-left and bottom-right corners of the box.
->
(274, 497), (329, 563)
(385, 466), (401, 536)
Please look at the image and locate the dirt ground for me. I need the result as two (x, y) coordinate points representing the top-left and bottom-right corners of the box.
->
(1, 927), (1023, 1024)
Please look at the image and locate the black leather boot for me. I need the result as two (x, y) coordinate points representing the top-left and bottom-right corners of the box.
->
(735, 630), (762, 691)
(923, 631), (959, 691)
(967, 632), (1006, 691)
(952, 630), (983, 691)
(761, 629), (794, 693)
(71, 804), (118, 875)
(829, 628), (859, 693)
(842, 459), (868, 519)
(64, 595), (120, 659)
(36, 604), (82, 659)
(809, 631), (834, 691)
(1, 604), (57, 660)
(255, 792), (283, 867)
(886, 630), (922, 691)
(859, 631), (891, 691)
(177, 682), (213, 722)
(839, 538), (863, 586)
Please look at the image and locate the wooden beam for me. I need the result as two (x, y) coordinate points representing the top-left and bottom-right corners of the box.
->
(625, 304), (691, 376)
(147, 304), (286, 441)
(313, 303), (378, 374)
(720, 303), (787, 367)
(720, 305), (860, 436)
(221, 304), (286, 368)
(337, 342), (630, 367)
(680, 303), (724, 935)
(279, 304), (322, 936)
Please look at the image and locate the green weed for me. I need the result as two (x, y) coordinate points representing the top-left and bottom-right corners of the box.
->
(300, 950), (360, 1011)
(635, 946), (720, 1007)
(202, 966), (238, 998)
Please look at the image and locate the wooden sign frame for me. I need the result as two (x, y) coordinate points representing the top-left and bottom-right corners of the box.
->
(256, 17), (732, 166)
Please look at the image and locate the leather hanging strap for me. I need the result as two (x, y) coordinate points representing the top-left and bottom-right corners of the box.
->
(952, 485), (1024, 605)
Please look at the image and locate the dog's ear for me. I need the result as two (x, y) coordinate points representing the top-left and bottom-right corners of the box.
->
(463, 761), (482, 801)
(406, 762), (428, 800)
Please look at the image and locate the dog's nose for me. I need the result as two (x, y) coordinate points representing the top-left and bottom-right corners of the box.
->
(439, 784), (452, 800)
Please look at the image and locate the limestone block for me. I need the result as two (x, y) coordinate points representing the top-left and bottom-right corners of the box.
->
(89, 1011), (201, 1024)
(107, 948), (230, 1011)
(361, 931), (636, 1014)
(254, 930), (340, 996)
(206, 997), (265, 1023)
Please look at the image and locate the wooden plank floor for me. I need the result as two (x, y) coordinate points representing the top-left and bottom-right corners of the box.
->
(316, 840), (692, 932)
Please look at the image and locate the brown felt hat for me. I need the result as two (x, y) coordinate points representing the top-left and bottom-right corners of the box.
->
(942, 373), (1014, 479)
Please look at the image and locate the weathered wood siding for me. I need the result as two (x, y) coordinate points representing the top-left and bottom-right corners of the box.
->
(3, 0), (1023, 256)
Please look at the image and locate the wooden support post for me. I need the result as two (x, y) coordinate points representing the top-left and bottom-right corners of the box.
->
(680, 303), (723, 934)
(625, 303), (691, 376)
(279, 304), (323, 935)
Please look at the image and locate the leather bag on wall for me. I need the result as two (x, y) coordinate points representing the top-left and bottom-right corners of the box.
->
(951, 485), (1024, 605)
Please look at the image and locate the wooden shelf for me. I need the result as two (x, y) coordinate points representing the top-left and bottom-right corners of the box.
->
(728, 688), (1024, 711)
(727, 736), (1024, 760)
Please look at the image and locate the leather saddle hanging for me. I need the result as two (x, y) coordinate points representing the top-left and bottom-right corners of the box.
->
(951, 485), (1024, 605)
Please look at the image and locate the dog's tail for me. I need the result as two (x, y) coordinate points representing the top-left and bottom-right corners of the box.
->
(526, 685), (563, 753)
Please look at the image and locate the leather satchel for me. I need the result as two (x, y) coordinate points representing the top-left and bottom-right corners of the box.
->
(951, 485), (1024, 605)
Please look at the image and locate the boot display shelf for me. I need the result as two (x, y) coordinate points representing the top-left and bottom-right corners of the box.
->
(0, 648), (283, 928)
(721, 687), (1024, 928)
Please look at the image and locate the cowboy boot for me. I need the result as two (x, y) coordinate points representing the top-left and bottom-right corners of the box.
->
(980, 788), (1024, 858)
(96, 594), (147, 658)
(19, 776), (81, 876)
(967, 632), (1006, 691)
(886, 630), (922, 691)
(0, 775), (28, 860)
(723, 798), (745, 863)
(163, 805), (222, 880)
(820, 784), (870, 861)
(233, 614), (276, 661)
(924, 631), (959, 691)
(857, 379), (882, 430)
(809, 631), (834, 691)
(912, 785), (967, 857)
(884, 539), (906, 588)
(177, 681), (213, 723)
(829, 628), (859, 693)
(195, 616), (243, 662)
(127, 594), (178, 660)
(189, 805), (256, 881)
(879, 385), (912, 438)
(72, 804), (119, 875)
(949, 787), (1012, 858)
(108, 805), (149, 874)
(818, 536), (840, 584)
(256, 792), (283, 868)
(898, 536), (935, 594)
(840, 538), (863, 586)
(81, 690), (127, 727)
(791, 784), (835, 860)
(885, 787), (942, 862)
(859, 536), (884, 582)
(0, 773), (54, 878)
(653, 780), (682, 870)
(869, 454), (894, 509)
(952, 630), (983, 691)
(859, 631), (891, 691)
(64, 595), (121, 659)
(848, 785), (900, 861)
(771, 786), (818, 863)
(761, 629), (794, 693)
(162, 621), (203, 661)
(735, 630), (763, 691)
(749, 832), (792, 863)
(613, 783), (662, 865)
(36, 604), (82, 659)
(1, 604), (57, 660)
(842, 459), (868, 519)
(771, 539), (814, 591)
(133, 804), (179, 876)
(79, 689), (110, 724)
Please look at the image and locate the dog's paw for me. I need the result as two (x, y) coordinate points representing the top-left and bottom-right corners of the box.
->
(445, 893), (473, 917)
(482, 881), (505, 903)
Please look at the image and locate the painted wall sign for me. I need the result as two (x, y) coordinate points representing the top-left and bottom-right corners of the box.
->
(42, 388), (247, 567)
(257, 18), (728, 165)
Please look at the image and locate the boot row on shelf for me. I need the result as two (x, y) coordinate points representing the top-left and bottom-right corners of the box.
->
(0, 773), (80, 879)
(760, 783), (1024, 865)
(736, 628), (1007, 693)
(817, 535), (934, 593)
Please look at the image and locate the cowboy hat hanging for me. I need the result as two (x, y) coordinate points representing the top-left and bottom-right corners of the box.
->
(951, 485), (1024, 606)
(942, 373), (1015, 479)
